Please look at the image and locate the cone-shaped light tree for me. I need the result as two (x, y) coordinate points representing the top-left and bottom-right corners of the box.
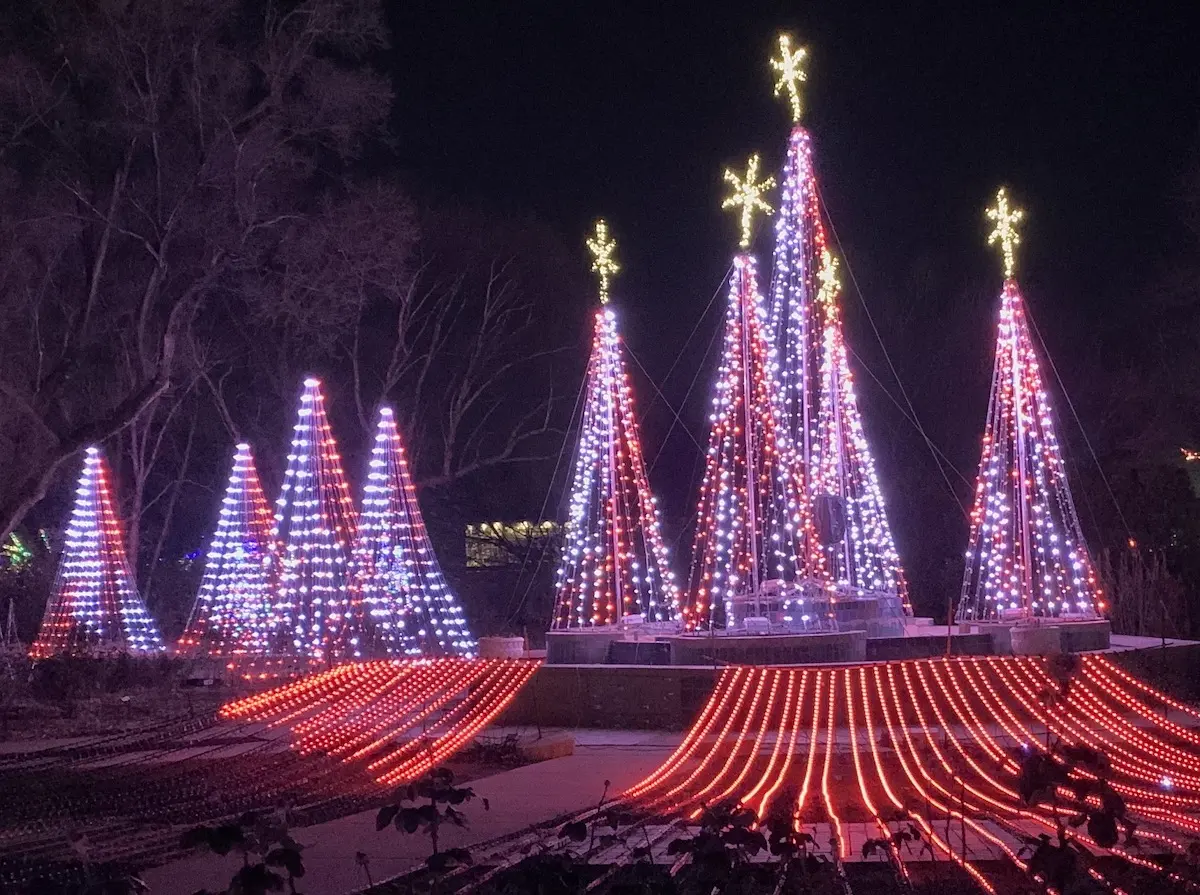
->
(354, 407), (476, 655)
(686, 156), (822, 629)
(30, 447), (164, 657)
(957, 189), (1103, 621)
(552, 221), (681, 628)
(269, 378), (360, 660)
(178, 444), (275, 655)
(766, 35), (908, 609)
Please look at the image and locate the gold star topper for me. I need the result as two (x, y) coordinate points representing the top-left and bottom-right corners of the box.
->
(586, 218), (620, 304)
(986, 187), (1024, 279)
(816, 247), (841, 309)
(722, 154), (776, 250)
(770, 34), (808, 122)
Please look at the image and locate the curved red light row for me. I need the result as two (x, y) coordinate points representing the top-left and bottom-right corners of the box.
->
(220, 658), (539, 786)
(612, 654), (1200, 892)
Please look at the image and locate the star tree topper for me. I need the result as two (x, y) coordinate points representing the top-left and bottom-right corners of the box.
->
(770, 33), (808, 122)
(587, 218), (620, 304)
(986, 187), (1024, 279)
(722, 154), (776, 250)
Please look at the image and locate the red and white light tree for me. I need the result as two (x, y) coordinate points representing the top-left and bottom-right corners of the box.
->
(552, 220), (681, 628)
(957, 189), (1103, 621)
(685, 158), (822, 629)
(766, 35), (907, 609)
(30, 447), (164, 657)
(178, 443), (275, 656)
(268, 378), (360, 660)
(354, 406), (476, 655)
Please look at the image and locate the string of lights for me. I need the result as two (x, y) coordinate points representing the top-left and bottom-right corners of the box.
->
(29, 447), (164, 658)
(178, 444), (276, 656)
(605, 655), (1199, 889)
(551, 307), (682, 626)
(766, 34), (909, 611)
(268, 378), (360, 661)
(958, 190), (1102, 621)
(553, 223), (681, 627)
(221, 658), (537, 786)
(685, 251), (822, 628)
(354, 406), (476, 656)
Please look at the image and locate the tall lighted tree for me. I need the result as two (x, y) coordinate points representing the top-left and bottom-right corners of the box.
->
(269, 378), (360, 660)
(29, 447), (164, 658)
(766, 35), (908, 609)
(957, 189), (1102, 621)
(355, 406), (476, 655)
(552, 221), (681, 628)
(178, 444), (275, 656)
(686, 157), (822, 629)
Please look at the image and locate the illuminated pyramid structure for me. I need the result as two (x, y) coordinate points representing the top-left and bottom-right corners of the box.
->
(268, 378), (360, 661)
(957, 189), (1102, 621)
(353, 406), (475, 656)
(765, 35), (908, 612)
(551, 220), (681, 628)
(178, 443), (276, 656)
(29, 447), (164, 658)
(685, 157), (822, 630)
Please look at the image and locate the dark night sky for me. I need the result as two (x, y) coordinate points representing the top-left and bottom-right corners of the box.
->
(387, 1), (1200, 612)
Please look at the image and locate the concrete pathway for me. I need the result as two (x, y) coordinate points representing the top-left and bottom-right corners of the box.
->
(142, 736), (673, 895)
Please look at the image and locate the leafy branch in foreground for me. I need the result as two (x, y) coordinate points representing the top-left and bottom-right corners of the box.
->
(181, 811), (304, 895)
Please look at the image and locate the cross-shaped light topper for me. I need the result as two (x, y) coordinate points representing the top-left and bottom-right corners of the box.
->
(770, 34), (808, 122)
(586, 219), (620, 304)
(986, 187), (1024, 279)
(816, 247), (841, 309)
(722, 154), (775, 250)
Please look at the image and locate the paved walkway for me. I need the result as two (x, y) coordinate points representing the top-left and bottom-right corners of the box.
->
(143, 732), (674, 895)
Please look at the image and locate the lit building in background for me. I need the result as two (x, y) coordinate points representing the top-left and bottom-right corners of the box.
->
(466, 521), (559, 569)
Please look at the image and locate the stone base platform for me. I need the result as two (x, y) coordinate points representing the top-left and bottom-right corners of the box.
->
(546, 628), (995, 667)
(546, 618), (1112, 667)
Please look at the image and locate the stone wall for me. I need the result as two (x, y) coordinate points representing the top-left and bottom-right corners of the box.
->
(496, 644), (1200, 731)
(495, 664), (717, 730)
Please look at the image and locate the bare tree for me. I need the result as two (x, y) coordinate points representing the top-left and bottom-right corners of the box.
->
(0, 0), (395, 542)
(1098, 548), (1190, 638)
(350, 207), (580, 492)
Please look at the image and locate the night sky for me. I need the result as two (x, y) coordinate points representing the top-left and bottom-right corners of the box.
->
(388, 1), (1200, 614)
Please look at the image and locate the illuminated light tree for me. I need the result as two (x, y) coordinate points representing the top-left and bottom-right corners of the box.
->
(686, 158), (822, 629)
(552, 220), (681, 628)
(269, 378), (360, 661)
(354, 407), (476, 655)
(957, 189), (1102, 621)
(766, 35), (908, 611)
(29, 447), (164, 658)
(178, 444), (275, 656)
